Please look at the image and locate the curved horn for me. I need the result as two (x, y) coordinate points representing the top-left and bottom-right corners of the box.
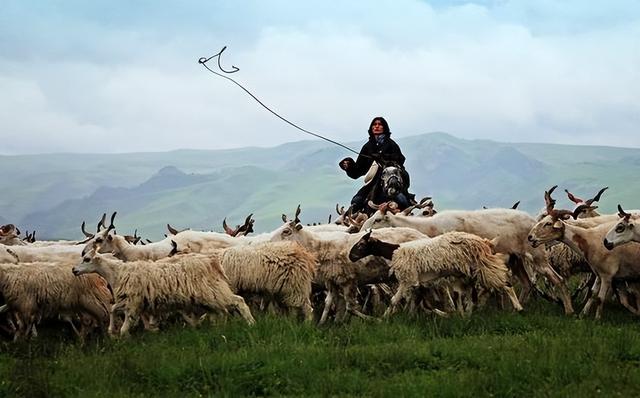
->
(511, 201), (520, 210)
(239, 214), (255, 235)
(336, 204), (345, 215)
(571, 205), (589, 220)
(81, 221), (94, 238)
(367, 200), (381, 210)
(222, 218), (236, 236)
(544, 185), (558, 212)
(97, 213), (107, 232)
(107, 212), (117, 231)
(585, 187), (609, 206)
(243, 213), (254, 227)
(294, 205), (301, 224)
(618, 204), (631, 220)
(15, 227), (20, 236)
(564, 189), (583, 204)
(401, 204), (418, 215)
(167, 224), (179, 235)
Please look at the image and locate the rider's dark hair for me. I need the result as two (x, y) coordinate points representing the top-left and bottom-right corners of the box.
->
(367, 117), (391, 137)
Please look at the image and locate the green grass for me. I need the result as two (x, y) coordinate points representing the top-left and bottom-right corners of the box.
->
(2, 302), (640, 397)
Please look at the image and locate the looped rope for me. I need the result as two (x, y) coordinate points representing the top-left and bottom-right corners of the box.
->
(199, 46), (367, 158)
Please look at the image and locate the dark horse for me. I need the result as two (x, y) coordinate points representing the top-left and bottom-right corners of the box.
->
(363, 161), (412, 215)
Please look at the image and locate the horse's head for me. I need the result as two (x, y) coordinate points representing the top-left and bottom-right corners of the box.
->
(380, 163), (404, 198)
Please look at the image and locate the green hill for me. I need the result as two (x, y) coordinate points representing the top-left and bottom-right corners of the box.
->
(2, 132), (638, 240)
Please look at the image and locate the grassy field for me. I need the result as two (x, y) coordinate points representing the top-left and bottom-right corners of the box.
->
(2, 302), (640, 397)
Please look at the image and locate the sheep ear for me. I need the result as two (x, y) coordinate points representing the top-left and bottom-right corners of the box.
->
(553, 220), (563, 229)
(489, 237), (499, 247)
(295, 224), (303, 231)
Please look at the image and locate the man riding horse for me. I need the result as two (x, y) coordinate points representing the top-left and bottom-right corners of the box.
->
(339, 117), (415, 214)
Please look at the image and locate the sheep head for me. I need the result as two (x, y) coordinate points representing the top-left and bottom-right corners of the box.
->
(603, 204), (635, 250)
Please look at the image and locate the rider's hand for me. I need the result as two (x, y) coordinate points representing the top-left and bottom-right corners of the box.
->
(339, 157), (354, 171)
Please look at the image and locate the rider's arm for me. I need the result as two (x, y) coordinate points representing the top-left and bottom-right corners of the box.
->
(346, 143), (374, 179)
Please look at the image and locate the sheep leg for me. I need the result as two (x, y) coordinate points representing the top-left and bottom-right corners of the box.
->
(319, 287), (336, 325)
(443, 287), (456, 313)
(333, 293), (348, 323)
(616, 286), (640, 316)
(119, 309), (139, 337)
(384, 283), (412, 318)
(538, 263), (574, 315)
(343, 283), (377, 322)
(581, 277), (601, 317)
(511, 259), (533, 304)
(80, 298), (110, 333)
(572, 273), (595, 303)
(594, 276), (613, 320)
(502, 285), (524, 312)
(62, 314), (83, 338)
(109, 302), (126, 336)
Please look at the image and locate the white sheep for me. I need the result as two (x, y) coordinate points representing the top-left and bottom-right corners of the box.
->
(603, 205), (640, 249)
(1, 243), (83, 264)
(348, 231), (523, 317)
(528, 200), (640, 319)
(73, 249), (255, 336)
(208, 241), (318, 321)
(359, 201), (575, 315)
(270, 206), (428, 323)
(0, 261), (111, 340)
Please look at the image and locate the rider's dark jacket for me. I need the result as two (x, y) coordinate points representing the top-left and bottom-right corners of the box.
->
(342, 132), (406, 180)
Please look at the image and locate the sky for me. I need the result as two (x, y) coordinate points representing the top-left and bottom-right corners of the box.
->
(1, 0), (639, 154)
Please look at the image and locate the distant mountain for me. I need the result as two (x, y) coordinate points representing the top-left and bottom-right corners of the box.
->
(3, 132), (639, 240)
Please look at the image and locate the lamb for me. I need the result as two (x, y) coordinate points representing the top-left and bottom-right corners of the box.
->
(358, 201), (575, 315)
(348, 231), (523, 317)
(73, 249), (255, 336)
(0, 261), (111, 340)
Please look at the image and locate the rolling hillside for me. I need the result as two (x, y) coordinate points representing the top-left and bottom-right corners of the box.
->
(1, 132), (638, 240)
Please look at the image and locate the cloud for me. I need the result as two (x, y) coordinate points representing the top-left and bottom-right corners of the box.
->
(1, 0), (639, 154)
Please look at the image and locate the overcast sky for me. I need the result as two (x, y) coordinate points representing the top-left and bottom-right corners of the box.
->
(1, 0), (639, 154)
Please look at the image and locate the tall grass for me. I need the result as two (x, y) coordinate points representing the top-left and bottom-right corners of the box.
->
(2, 302), (640, 397)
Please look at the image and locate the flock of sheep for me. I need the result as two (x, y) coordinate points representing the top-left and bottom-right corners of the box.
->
(1, 185), (639, 342)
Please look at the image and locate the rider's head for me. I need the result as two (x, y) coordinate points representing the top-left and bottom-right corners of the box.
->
(368, 117), (390, 137)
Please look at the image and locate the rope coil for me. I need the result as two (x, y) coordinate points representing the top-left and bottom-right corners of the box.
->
(199, 46), (366, 157)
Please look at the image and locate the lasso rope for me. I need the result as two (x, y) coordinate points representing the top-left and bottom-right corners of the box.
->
(198, 46), (364, 157)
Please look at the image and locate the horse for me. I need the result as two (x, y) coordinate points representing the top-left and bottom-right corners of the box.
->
(363, 161), (411, 215)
